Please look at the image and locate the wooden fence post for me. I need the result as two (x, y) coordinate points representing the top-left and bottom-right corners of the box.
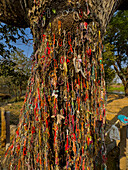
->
(5, 111), (10, 150)
(1, 107), (6, 147)
(126, 125), (128, 169)
(120, 125), (126, 170)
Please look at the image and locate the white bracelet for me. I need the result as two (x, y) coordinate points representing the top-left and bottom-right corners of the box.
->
(62, 10), (69, 17)
(42, 17), (46, 27)
(46, 8), (51, 18)
(73, 11), (81, 21)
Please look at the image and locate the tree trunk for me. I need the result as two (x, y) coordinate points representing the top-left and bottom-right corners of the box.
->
(0, 0), (124, 29)
(124, 85), (128, 96)
(125, 66), (128, 96)
(114, 63), (128, 96)
(19, 84), (22, 100)
(1, 0), (124, 169)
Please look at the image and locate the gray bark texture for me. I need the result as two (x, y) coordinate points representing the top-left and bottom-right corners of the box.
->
(0, 0), (32, 27)
(0, 0), (126, 29)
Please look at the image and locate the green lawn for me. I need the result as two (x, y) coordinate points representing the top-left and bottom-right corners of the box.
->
(107, 85), (124, 92)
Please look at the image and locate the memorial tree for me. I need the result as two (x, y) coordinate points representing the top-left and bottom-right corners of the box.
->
(0, 0), (127, 169)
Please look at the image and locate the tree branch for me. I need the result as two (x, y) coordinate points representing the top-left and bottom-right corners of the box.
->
(0, 0), (32, 28)
(113, 63), (126, 86)
(116, 56), (126, 75)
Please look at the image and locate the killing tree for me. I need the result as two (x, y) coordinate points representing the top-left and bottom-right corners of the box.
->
(0, 0), (127, 169)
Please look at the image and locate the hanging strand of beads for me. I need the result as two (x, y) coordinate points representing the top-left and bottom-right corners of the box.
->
(3, 0), (107, 169)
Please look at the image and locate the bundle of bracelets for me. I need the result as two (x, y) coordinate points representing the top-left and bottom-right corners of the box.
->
(3, 0), (107, 169)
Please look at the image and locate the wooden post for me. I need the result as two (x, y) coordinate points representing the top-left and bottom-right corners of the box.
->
(1, 107), (6, 147)
(120, 126), (126, 170)
(126, 125), (128, 169)
(5, 111), (10, 150)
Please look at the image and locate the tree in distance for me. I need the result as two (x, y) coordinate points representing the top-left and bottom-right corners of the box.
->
(0, 48), (32, 101)
(103, 10), (128, 96)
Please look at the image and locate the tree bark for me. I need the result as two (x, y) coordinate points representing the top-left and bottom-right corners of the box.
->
(0, 0), (32, 27)
(113, 63), (128, 96)
(0, 0), (124, 28)
(125, 66), (128, 96)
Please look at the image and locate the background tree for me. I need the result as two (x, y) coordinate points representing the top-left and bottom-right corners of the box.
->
(0, 49), (32, 101)
(103, 43), (116, 90)
(0, 22), (32, 101)
(103, 10), (128, 96)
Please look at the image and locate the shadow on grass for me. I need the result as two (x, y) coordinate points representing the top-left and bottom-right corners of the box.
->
(8, 97), (25, 103)
(0, 97), (24, 108)
(107, 93), (125, 104)
(10, 112), (19, 125)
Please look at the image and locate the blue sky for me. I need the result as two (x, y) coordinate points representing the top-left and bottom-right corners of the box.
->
(0, 24), (34, 61)
(0, 24), (33, 58)
(14, 28), (33, 58)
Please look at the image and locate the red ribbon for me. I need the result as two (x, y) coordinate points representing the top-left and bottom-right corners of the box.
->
(32, 127), (35, 134)
(84, 22), (88, 29)
(66, 59), (70, 63)
(60, 56), (65, 64)
(23, 147), (27, 156)
(79, 9), (83, 18)
(87, 49), (91, 56)
(46, 119), (48, 128)
(43, 34), (46, 42)
(38, 88), (41, 100)
(58, 38), (62, 46)
(16, 130), (19, 136)
(65, 135), (69, 151)
(67, 82), (69, 92)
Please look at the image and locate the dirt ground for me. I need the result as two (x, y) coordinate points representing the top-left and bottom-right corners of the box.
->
(106, 94), (128, 122)
(106, 94), (128, 170)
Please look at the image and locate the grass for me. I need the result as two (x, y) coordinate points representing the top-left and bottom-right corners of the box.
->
(1, 96), (25, 125)
(0, 97), (24, 160)
(107, 84), (124, 92)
